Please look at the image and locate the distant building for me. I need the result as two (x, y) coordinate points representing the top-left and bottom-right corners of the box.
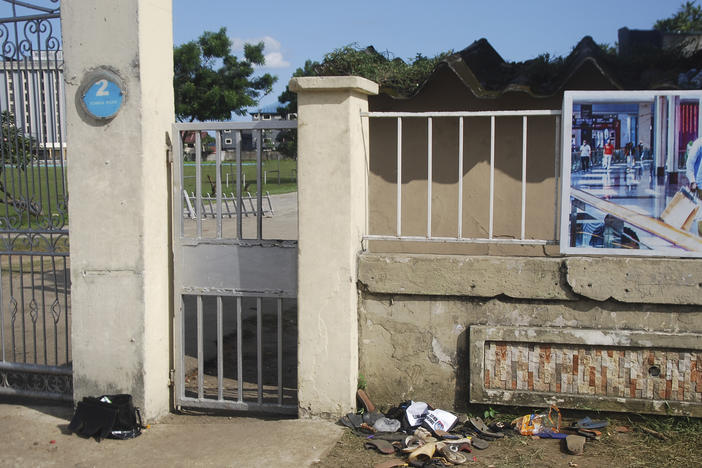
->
(248, 104), (295, 155)
(0, 50), (66, 161)
(251, 103), (296, 122)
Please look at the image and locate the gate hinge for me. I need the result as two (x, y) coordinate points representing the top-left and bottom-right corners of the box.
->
(166, 131), (173, 164)
(168, 368), (175, 387)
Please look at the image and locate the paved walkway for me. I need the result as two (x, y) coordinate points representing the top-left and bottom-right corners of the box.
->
(0, 402), (341, 467)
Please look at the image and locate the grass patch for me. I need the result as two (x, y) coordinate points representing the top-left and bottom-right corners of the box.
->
(183, 159), (297, 196)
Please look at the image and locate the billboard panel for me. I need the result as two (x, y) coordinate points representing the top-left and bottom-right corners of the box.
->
(560, 91), (702, 257)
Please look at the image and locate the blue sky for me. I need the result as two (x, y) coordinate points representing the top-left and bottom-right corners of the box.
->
(173, 0), (684, 113)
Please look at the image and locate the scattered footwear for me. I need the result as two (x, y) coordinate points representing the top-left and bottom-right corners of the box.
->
(567, 416), (608, 430)
(565, 434), (586, 455)
(577, 428), (602, 440)
(365, 438), (396, 455)
(468, 435), (489, 449)
(469, 417), (505, 439)
(407, 442), (437, 467)
(435, 442), (468, 465)
(357, 389), (377, 413)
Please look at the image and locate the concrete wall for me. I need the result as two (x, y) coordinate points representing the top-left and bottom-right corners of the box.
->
(62, 0), (174, 420)
(358, 253), (702, 416)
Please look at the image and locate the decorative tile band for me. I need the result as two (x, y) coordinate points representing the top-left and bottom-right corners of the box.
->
(484, 341), (702, 402)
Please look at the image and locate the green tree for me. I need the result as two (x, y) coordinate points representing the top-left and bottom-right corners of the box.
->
(0, 111), (39, 216)
(174, 27), (277, 121)
(276, 44), (451, 115)
(654, 1), (702, 33)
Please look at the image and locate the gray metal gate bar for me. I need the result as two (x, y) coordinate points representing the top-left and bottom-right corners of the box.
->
(216, 295), (223, 400)
(236, 295), (243, 402)
(277, 297), (282, 405)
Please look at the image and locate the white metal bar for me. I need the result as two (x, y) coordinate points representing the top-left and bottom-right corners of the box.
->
(458, 117), (463, 239)
(195, 132), (202, 239)
(236, 131), (242, 239)
(215, 131), (222, 239)
(257, 130), (263, 240)
(427, 117), (432, 238)
(489, 116), (495, 239)
(554, 115), (562, 242)
(363, 234), (553, 245)
(521, 116), (527, 240)
(216, 295), (223, 400)
(362, 110), (562, 118)
(396, 117), (402, 237)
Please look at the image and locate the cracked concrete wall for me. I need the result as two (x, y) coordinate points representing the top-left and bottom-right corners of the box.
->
(357, 253), (702, 414)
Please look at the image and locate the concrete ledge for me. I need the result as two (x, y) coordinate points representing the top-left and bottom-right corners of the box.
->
(358, 253), (702, 305)
(564, 257), (702, 305)
(359, 253), (571, 300)
(289, 76), (379, 95)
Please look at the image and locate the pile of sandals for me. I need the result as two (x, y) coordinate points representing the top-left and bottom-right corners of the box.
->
(340, 390), (610, 467)
(339, 390), (506, 467)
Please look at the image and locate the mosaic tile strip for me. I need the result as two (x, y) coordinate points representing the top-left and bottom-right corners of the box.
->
(484, 341), (702, 402)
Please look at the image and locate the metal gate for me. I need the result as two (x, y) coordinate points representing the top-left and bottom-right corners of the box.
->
(172, 120), (298, 414)
(0, 1), (71, 401)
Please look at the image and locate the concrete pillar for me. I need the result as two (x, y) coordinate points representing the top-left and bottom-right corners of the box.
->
(290, 76), (378, 417)
(61, 0), (174, 420)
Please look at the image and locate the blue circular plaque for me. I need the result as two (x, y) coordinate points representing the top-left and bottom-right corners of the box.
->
(78, 69), (126, 122)
(82, 79), (123, 119)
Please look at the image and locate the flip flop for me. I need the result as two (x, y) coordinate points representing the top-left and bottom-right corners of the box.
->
(364, 438), (396, 455)
(357, 389), (377, 413)
(577, 428), (602, 440)
(469, 417), (504, 439)
(435, 442), (468, 465)
(408, 442), (437, 467)
(567, 416), (608, 430)
(402, 435), (424, 453)
(339, 413), (363, 429)
(413, 427), (437, 443)
(468, 435), (489, 449)
(565, 434), (586, 455)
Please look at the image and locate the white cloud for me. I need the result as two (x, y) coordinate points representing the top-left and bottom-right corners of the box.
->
(263, 51), (290, 68)
(230, 35), (289, 67)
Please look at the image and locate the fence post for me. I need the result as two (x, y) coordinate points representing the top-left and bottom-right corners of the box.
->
(290, 76), (378, 417)
(62, 0), (174, 420)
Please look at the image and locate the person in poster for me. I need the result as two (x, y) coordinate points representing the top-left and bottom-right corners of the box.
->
(603, 139), (614, 170)
(579, 140), (591, 171)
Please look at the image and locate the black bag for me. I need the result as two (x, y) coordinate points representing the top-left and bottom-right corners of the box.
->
(69, 394), (143, 441)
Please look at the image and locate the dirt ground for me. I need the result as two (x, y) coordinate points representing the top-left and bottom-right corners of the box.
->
(313, 408), (702, 468)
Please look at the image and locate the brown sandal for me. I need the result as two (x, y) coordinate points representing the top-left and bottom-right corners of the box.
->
(357, 389), (376, 413)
